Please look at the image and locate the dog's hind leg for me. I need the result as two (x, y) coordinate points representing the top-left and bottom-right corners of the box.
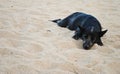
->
(55, 12), (82, 27)
(51, 18), (68, 27)
(51, 12), (82, 28)
(57, 18), (68, 27)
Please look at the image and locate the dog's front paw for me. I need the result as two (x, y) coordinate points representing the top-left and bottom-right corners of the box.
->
(72, 35), (79, 40)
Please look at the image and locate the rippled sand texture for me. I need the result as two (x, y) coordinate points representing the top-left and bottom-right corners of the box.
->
(0, 0), (120, 74)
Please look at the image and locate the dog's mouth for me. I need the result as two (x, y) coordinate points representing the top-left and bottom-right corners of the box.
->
(83, 43), (94, 49)
(83, 41), (94, 50)
(83, 44), (93, 49)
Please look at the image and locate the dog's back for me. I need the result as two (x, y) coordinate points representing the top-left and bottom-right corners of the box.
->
(67, 12), (102, 32)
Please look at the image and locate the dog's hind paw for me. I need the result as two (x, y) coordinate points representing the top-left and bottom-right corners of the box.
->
(51, 19), (61, 23)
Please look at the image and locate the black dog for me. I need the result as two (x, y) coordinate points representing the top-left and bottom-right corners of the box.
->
(51, 12), (107, 49)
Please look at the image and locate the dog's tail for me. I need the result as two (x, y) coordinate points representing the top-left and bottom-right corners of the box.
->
(50, 19), (62, 24)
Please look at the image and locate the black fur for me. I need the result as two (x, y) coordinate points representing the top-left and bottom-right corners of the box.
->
(51, 12), (107, 49)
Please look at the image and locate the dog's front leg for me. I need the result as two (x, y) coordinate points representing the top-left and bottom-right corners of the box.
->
(72, 28), (82, 40)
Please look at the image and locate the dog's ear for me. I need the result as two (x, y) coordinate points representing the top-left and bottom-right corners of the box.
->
(96, 38), (103, 46)
(99, 30), (108, 37)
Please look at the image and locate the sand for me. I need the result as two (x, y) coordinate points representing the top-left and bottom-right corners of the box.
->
(0, 0), (120, 74)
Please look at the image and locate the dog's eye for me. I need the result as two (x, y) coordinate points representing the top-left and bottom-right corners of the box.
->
(91, 37), (96, 42)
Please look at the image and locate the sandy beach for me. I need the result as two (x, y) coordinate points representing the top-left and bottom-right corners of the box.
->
(0, 0), (120, 74)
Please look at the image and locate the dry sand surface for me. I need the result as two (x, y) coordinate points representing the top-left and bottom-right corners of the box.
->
(0, 0), (120, 74)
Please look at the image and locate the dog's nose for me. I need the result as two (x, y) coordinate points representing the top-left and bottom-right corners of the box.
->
(83, 45), (90, 50)
(83, 46), (89, 49)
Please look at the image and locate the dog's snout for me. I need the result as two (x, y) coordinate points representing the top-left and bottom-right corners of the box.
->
(83, 44), (90, 49)
(83, 41), (92, 50)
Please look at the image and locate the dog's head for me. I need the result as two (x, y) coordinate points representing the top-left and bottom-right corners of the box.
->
(79, 26), (107, 49)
